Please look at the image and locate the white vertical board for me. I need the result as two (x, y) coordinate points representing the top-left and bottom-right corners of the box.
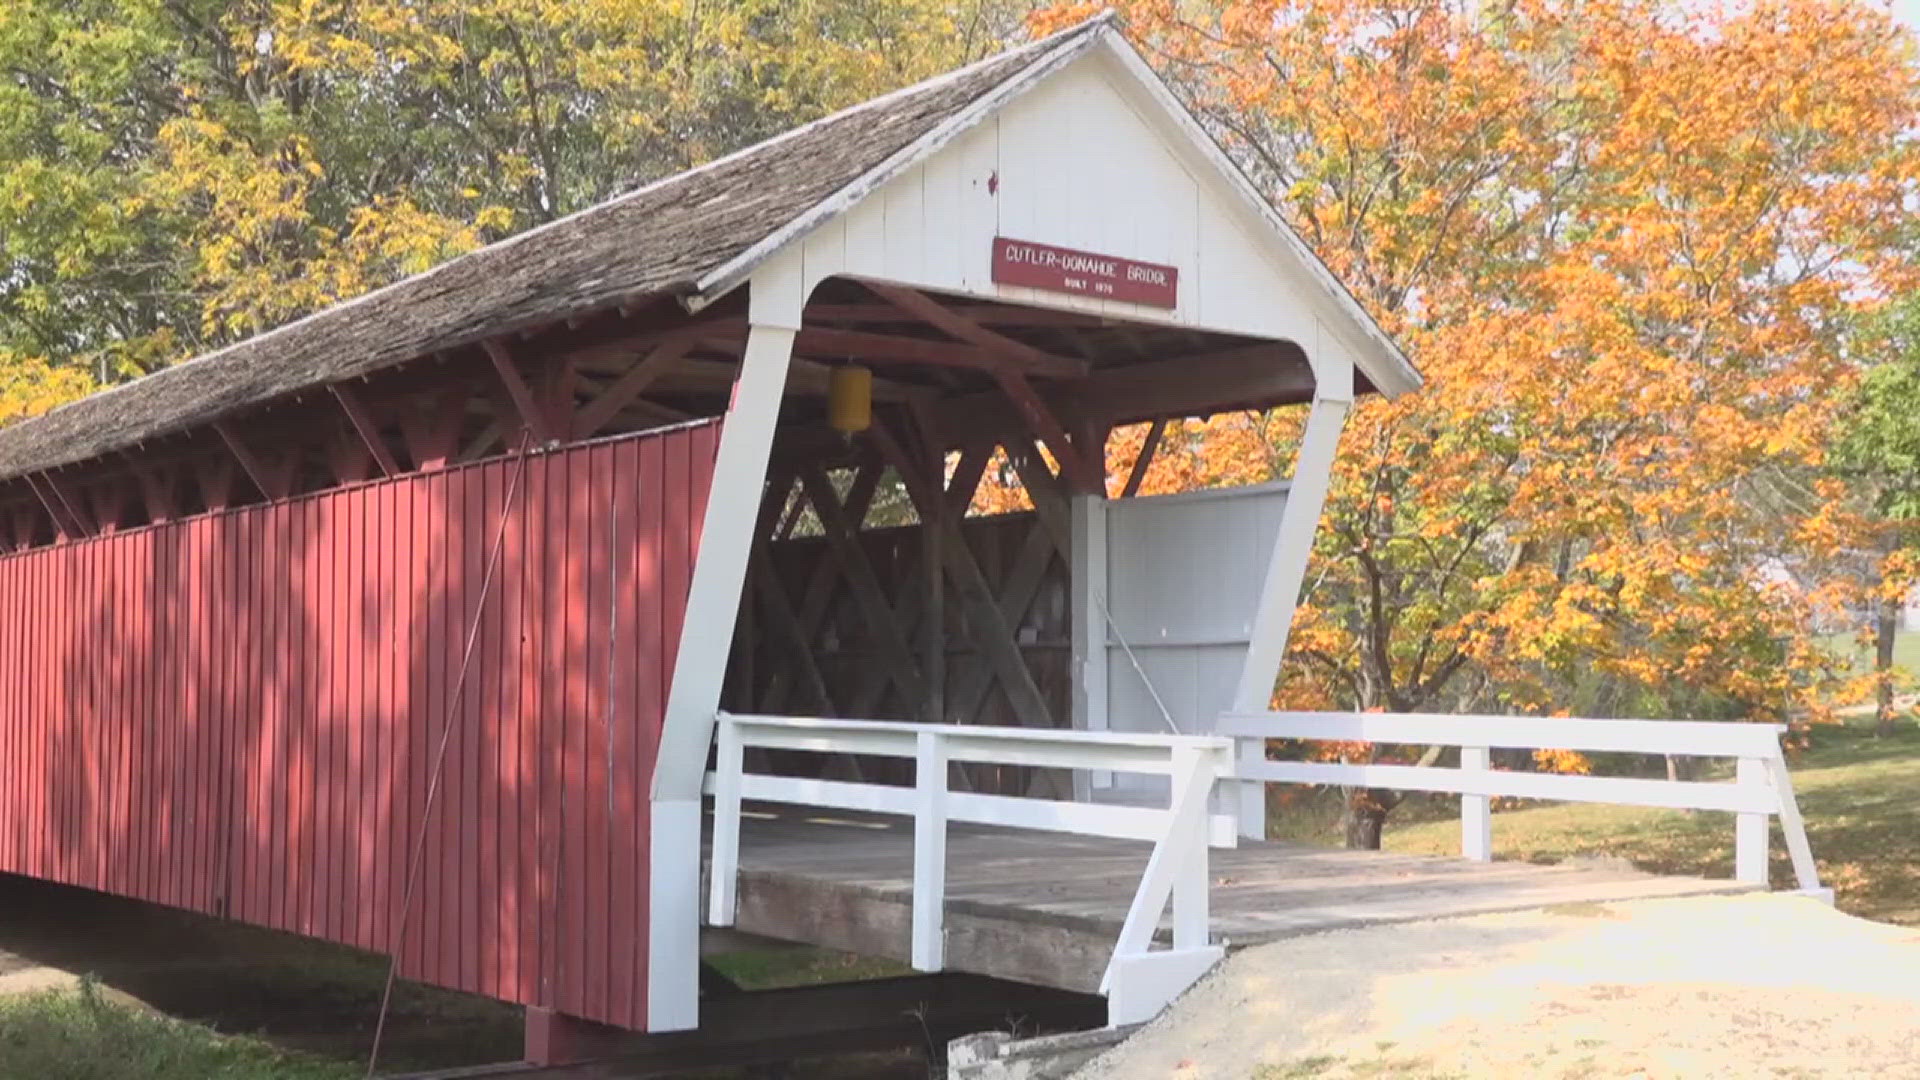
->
(1099, 483), (1289, 800)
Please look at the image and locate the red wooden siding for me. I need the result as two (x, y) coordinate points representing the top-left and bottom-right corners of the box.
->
(0, 422), (719, 1031)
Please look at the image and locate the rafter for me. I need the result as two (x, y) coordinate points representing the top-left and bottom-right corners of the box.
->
(803, 302), (1107, 329)
(864, 282), (1089, 379)
(778, 326), (1087, 380)
(124, 457), (178, 523)
(575, 337), (695, 436)
(995, 367), (1101, 495)
(401, 386), (473, 472)
(329, 384), (401, 477)
(197, 454), (236, 511)
(213, 421), (294, 500)
(482, 339), (554, 443)
(26, 473), (84, 540)
(1121, 419), (1167, 498)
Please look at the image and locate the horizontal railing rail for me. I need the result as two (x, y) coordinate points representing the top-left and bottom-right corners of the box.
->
(704, 712), (1235, 1025)
(1219, 710), (1826, 900)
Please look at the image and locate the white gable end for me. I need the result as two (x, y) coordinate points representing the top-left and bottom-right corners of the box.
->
(779, 41), (1397, 394)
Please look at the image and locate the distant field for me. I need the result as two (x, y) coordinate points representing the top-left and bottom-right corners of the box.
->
(1816, 627), (1920, 680)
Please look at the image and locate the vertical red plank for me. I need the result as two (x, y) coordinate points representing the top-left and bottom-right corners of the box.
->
(634, 430), (668, 1029)
(268, 503), (287, 926)
(424, 470), (450, 985)
(392, 474), (418, 968)
(476, 461), (503, 998)
(216, 507), (236, 914)
(341, 484), (362, 945)
(370, 478), (393, 954)
(457, 465), (483, 994)
(537, 451), (566, 1010)
(605, 440), (635, 1026)
(109, 535), (122, 894)
(227, 507), (247, 914)
(1, 554), (13, 873)
(289, 495), (312, 933)
(362, 484), (383, 952)
(336, 487), (359, 946)
(319, 493), (341, 941)
(516, 456), (544, 1005)
(405, 473), (432, 981)
(582, 446), (612, 1020)
(560, 449), (588, 1016)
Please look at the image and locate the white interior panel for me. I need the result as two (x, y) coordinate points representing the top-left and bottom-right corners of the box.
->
(1097, 482), (1289, 800)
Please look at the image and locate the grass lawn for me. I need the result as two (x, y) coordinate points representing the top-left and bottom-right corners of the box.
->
(0, 980), (353, 1080)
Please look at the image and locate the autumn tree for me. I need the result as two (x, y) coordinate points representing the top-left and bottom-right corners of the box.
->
(1034, 0), (1920, 845)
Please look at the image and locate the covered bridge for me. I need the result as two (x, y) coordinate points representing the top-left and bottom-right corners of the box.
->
(0, 12), (1820, 1068)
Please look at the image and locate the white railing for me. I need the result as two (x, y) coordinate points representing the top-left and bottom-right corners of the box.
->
(704, 712), (1236, 1025)
(1218, 711), (1828, 899)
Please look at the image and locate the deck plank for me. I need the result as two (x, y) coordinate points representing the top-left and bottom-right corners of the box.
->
(711, 805), (1754, 993)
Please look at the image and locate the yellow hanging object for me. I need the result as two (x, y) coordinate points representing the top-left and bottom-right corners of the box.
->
(827, 364), (873, 435)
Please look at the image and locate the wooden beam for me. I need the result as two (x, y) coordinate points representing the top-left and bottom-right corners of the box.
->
(575, 337), (695, 436)
(401, 386), (472, 471)
(935, 345), (1313, 447)
(326, 422), (374, 483)
(212, 421), (292, 500)
(786, 326), (1087, 380)
(88, 482), (127, 535)
(329, 384), (401, 477)
(870, 426), (1057, 730)
(995, 368), (1101, 496)
(196, 454), (236, 510)
(125, 457), (177, 523)
(864, 282), (1090, 380)
(483, 339), (554, 442)
(1121, 420), (1167, 498)
(803, 302), (1108, 329)
(25, 473), (81, 540)
(796, 467), (928, 709)
(542, 354), (577, 440)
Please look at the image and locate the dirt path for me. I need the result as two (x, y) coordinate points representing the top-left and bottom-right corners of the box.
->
(1077, 894), (1920, 1079)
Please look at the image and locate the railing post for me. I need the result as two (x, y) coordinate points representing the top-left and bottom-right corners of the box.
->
(1735, 756), (1768, 885)
(912, 730), (948, 971)
(1236, 737), (1266, 840)
(1172, 747), (1212, 950)
(707, 717), (744, 926)
(1460, 745), (1491, 863)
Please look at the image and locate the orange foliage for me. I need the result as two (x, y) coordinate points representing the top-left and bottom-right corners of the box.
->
(1030, 0), (1920, 723)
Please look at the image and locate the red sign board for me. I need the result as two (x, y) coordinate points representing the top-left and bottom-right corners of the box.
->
(990, 237), (1179, 309)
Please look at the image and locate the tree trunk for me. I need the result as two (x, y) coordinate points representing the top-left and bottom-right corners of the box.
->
(1341, 788), (1392, 850)
(1876, 596), (1900, 737)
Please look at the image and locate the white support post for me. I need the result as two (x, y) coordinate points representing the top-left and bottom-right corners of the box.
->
(648, 294), (801, 1031)
(1236, 738), (1266, 840)
(1460, 745), (1492, 863)
(1735, 756), (1768, 886)
(1764, 755), (1831, 902)
(1172, 757), (1210, 951)
(1071, 494), (1111, 799)
(1229, 387), (1350, 840)
(707, 718), (744, 925)
(912, 731), (949, 971)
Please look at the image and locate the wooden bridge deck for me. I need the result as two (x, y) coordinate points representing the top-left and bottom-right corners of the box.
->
(712, 804), (1756, 995)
